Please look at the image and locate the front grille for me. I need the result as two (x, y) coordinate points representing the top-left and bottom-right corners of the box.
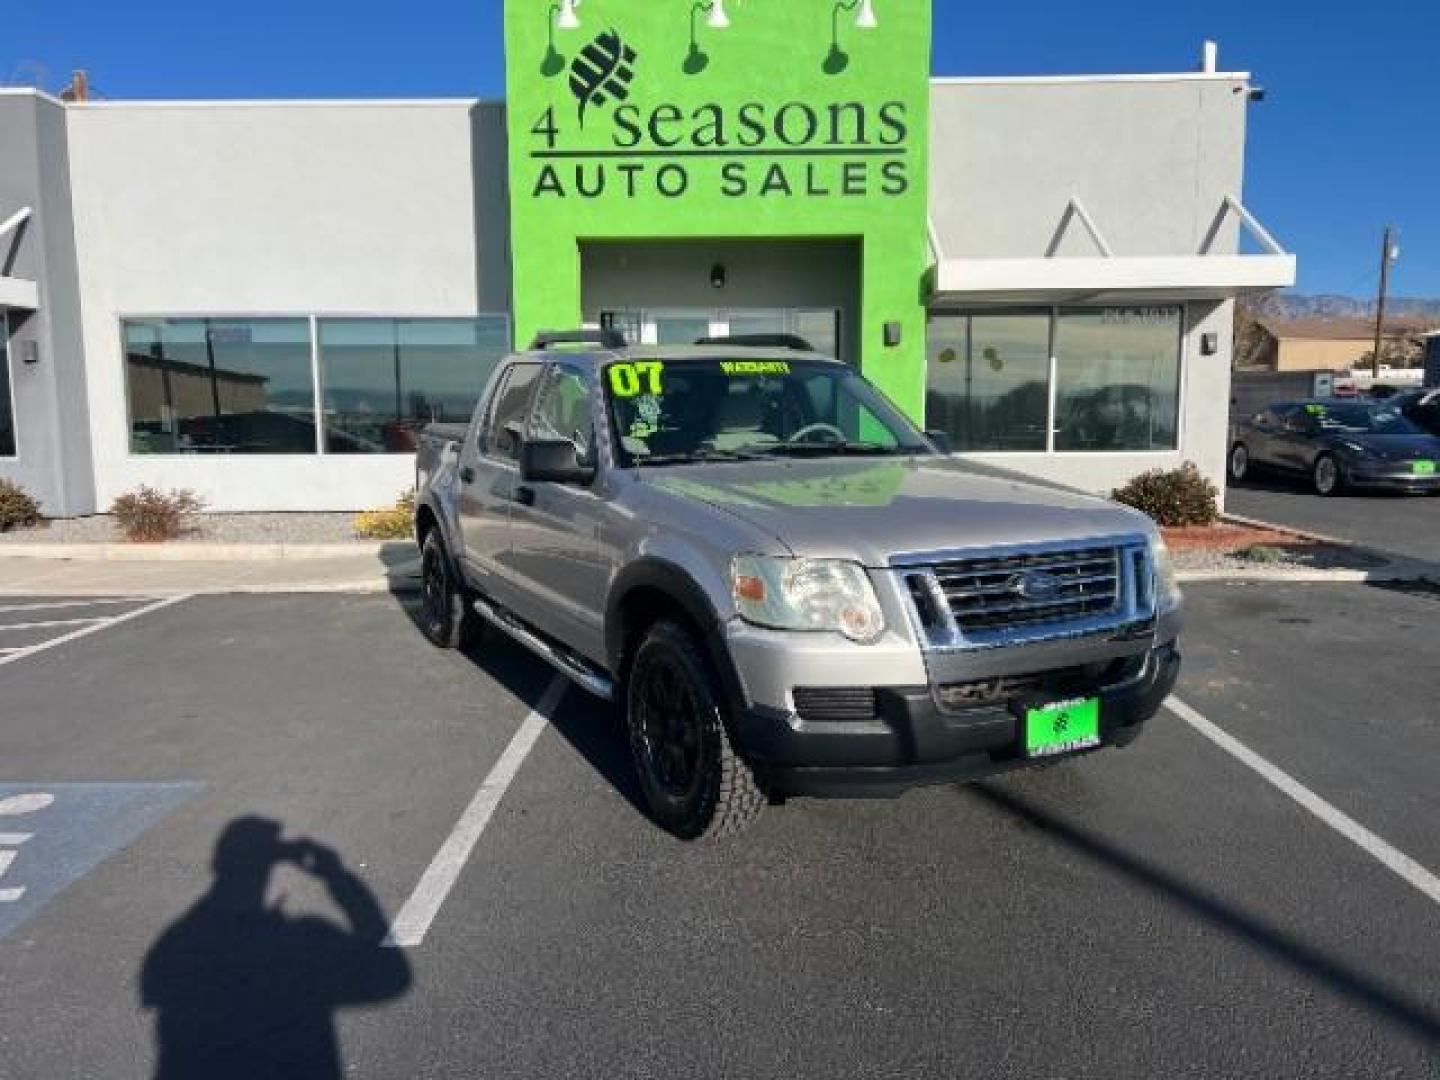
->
(898, 537), (1154, 650)
(793, 687), (877, 724)
(934, 545), (1121, 632)
(934, 655), (1147, 713)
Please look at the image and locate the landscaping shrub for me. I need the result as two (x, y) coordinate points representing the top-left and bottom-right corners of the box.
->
(110, 486), (206, 542)
(0, 478), (42, 531)
(1111, 463), (1219, 528)
(354, 489), (416, 541)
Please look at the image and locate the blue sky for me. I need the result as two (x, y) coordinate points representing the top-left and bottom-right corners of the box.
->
(5, 0), (1437, 297)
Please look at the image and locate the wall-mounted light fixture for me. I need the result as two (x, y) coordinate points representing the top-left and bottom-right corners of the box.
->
(685, 1), (732, 75)
(542, 0), (583, 76)
(824, 0), (878, 75)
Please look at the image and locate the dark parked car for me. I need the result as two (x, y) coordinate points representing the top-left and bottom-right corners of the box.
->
(1230, 399), (1440, 496)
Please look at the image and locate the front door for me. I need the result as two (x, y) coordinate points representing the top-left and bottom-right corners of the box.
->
(504, 361), (608, 663)
(456, 361), (543, 600)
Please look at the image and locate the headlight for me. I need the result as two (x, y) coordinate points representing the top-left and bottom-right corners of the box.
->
(1149, 534), (1183, 614)
(731, 555), (886, 644)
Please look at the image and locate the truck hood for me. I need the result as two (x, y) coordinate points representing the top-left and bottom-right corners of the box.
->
(645, 456), (1152, 566)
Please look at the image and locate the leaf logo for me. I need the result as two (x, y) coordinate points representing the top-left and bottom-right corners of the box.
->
(569, 29), (638, 127)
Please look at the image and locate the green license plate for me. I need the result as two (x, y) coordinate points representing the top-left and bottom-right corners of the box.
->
(1025, 697), (1101, 758)
(1412, 460), (1436, 476)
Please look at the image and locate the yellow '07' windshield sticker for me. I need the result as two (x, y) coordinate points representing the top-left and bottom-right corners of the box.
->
(607, 362), (664, 398)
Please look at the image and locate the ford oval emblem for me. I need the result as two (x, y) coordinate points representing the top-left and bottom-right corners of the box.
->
(1011, 570), (1063, 601)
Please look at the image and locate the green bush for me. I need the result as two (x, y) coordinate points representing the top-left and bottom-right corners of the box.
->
(110, 486), (206, 542)
(354, 489), (417, 541)
(1111, 463), (1219, 528)
(0, 478), (42, 531)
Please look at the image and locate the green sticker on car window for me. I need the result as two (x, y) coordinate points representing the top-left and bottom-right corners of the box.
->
(608, 362), (664, 398)
(720, 361), (791, 376)
(1305, 404), (1325, 415)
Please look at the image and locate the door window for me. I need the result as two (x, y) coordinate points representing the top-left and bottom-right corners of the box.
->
(480, 362), (542, 460)
(528, 364), (596, 466)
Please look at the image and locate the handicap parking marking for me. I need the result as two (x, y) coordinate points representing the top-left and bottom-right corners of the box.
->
(0, 594), (191, 668)
(0, 783), (200, 938)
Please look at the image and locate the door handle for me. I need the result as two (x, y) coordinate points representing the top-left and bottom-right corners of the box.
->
(513, 485), (536, 507)
(459, 466), (476, 483)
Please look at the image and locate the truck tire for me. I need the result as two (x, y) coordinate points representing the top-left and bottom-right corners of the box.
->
(626, 620), (765, 840)
(418, 531), (476, 649)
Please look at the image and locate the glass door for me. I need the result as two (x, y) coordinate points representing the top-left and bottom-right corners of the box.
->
(598, 308), (842, 358)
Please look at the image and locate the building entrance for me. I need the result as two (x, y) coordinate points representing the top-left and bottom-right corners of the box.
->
(598, 308), (841, 357)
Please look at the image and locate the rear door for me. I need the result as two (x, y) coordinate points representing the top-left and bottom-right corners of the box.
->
(456, 361), (542, 593)
(1246, 406), (1289, 469)
(503, 360), (609, 661)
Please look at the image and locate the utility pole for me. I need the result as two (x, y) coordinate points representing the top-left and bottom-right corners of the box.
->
(1372, 226), (1397, 379)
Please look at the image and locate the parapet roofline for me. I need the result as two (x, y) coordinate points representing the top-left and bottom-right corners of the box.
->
(932, 72), (1251, 86)
(5, 71), (1252, 111)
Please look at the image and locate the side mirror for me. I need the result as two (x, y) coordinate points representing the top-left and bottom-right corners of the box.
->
(519, 438), (596, 485)
(924, 429), (954, 455)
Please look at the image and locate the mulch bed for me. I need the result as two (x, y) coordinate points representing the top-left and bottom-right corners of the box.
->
(1161, 522), (1311, 555)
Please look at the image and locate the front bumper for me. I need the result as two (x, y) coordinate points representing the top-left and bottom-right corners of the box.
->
(1345, 464), (1440, 492)
(733, 641), (1180, 797)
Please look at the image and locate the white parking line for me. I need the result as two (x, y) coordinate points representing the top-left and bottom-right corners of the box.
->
(385, 674), (570, 949)
(0, 617), (107, 632)
(0, 595), (191, 667)
(0, 598), (148, 614)
(1166, 695), (1440, 908)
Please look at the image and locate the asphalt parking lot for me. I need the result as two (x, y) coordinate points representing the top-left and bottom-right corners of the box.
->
(0, 583), (1437, 1078)
(1229, 476), (1440, 564)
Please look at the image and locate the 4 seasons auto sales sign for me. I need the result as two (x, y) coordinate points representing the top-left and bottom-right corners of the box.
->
(503, 0), (934, 411)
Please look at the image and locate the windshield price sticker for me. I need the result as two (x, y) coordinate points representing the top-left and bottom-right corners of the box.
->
(608, 362), (665, 398)
(720, 361), (791, 376)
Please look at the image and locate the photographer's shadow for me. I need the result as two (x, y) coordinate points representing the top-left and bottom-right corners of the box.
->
(140, 817), (412, 1079)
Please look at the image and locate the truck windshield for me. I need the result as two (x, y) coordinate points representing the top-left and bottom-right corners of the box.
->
(604, 358), (934, 466)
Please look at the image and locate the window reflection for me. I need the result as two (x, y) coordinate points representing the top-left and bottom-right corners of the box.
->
(124, 319), (316, 455)
(926, 313), (1050, 452)
(319, 318), (509, 454)
(1055, 308), (1181, 452)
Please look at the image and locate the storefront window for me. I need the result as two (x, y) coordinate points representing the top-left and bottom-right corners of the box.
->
(319, 318), (510, 454)
(0, 314), (16, 457)
(925, 313), (1050, 452)
(124, 318), (317, 455)
(1054, 307), (1181, 452)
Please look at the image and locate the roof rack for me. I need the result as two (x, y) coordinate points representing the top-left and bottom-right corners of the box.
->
(694, 333), (816, 352)
(530, 328), (628, 351)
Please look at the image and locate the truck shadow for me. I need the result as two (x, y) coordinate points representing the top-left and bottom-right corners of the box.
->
(390, 591), (652, 821)
(964, 781), (1440, 1045)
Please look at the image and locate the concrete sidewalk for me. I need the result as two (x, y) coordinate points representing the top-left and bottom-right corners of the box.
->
(0, 550), (421, 596)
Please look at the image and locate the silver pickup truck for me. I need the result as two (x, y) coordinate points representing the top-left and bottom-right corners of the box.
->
(415, 330), (1182, 840)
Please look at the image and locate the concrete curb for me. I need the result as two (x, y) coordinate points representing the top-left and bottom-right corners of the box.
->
(0, 541), (398, 562)
(1176, 567), (1432, 585)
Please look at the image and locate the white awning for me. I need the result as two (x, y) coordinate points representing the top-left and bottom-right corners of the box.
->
(0, 276), (39, 310)
(0, 206), (39, 310)
(929, 196), (1296, 305)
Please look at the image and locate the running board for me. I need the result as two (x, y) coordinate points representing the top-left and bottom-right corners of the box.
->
(471, 597), (616, 702)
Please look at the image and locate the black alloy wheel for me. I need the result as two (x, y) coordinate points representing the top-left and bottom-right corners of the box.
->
(419, 530), (473, 649)
(626, 620), (765, 840)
